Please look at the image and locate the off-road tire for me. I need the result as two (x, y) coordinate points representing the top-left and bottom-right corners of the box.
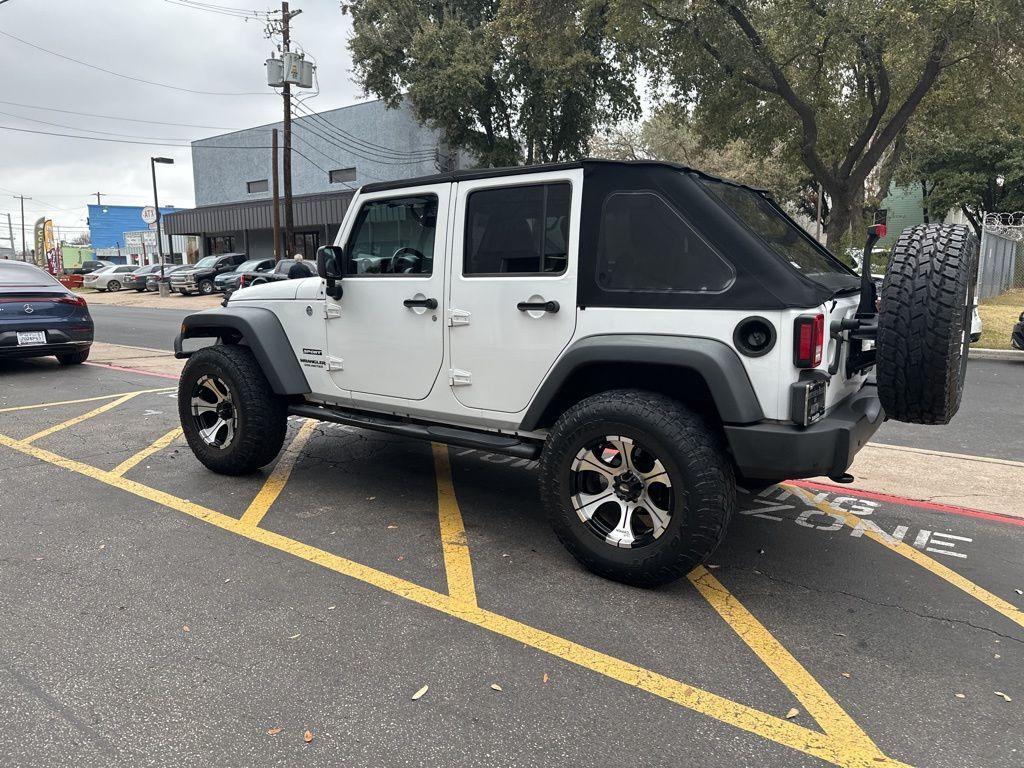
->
(199, 279), (215, 295)
(539, 390), (735, 587)
(56, 347), (90, 365)
(877, 224), (978, 424)
(178, 345), (288, 475)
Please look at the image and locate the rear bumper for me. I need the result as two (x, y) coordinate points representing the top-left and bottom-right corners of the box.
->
(724, 383), (884, 481)
(0, 338), (91, 359)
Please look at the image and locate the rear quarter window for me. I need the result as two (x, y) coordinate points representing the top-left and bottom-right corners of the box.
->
(596, 191), (734, 293)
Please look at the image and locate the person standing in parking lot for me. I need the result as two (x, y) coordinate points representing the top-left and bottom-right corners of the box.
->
(288, 253), (313, 279)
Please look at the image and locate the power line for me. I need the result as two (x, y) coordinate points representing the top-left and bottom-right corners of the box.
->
(0, 28), (270, 96)
(164, 0), (271, 19)
(290, 108), (435, 165)
(0, 108), (202, 142)
(291, 100), (436, 160)
(0, 99), (236, 130)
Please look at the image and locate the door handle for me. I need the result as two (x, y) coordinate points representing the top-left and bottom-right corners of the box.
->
(516, 300), (560, 313)
(404, 297), (438, 310)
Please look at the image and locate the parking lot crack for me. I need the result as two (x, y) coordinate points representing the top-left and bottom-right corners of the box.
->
(746, 568), (1024, 645)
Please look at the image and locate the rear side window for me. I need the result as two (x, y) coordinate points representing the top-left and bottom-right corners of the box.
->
(596, 191), (734, 293)
(699, 179), (850, 277)
(464, 183), (571, 276)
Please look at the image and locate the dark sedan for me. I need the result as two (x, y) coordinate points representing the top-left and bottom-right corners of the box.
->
(146, 264), (190, 292)
(0, 261), (93, 365)
(237, 259), (317, 289)
(126, 264), (164, 292)
(215, 258), (274, 293)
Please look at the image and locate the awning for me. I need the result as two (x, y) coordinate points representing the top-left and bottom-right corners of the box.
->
(163, 190), (355, 235)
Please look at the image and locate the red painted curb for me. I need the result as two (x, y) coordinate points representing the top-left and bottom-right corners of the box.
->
(84, 361), (180, 381)
(790, 480), (1024, 528)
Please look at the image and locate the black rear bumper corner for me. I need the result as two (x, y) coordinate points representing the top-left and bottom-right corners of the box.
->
(724, 383), (884, 481)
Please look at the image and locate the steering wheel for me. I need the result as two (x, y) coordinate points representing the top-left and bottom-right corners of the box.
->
(390, 247), (425, 274)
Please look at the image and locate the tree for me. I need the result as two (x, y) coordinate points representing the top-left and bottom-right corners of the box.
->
(70, 233), (91, 246)
(624, 0), (1023, 246)
(344, 0), (640, 167)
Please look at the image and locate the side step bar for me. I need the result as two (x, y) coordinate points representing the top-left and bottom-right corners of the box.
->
(287, 403), (542, 460)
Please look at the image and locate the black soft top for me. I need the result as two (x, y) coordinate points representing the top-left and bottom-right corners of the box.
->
(362, 159), (857, 310)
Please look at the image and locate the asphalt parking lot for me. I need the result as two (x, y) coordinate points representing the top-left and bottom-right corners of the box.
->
(1, 358), (1022, 768)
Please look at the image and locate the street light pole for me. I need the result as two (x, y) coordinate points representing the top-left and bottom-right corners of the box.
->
(151, 157), (174, 297)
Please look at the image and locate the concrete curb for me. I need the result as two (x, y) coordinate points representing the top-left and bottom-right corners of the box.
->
(971, 347), (1024, 362)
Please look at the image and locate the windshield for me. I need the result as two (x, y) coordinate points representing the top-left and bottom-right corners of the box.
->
(698, 179), (854, 280)
(237, 259), (266, 272)
(193, 256), (218, 269)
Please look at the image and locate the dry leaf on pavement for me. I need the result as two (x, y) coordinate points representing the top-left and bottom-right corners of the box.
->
(785, 708), (799, 719)
(267, 727), (282, 735)
(304, 730), (313, 743)
(995, 691), (1012, 702)
(491, 683), (503, 692)
(412, 685), (428, 700)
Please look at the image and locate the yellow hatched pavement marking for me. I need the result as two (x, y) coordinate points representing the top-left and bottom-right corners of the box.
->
(21, 392), (142, 445)
(0, 430), (911, 768)
(110, 427), (183, 477)
(690, 566), (885, 757)
(239, 419), (319, 528)
(786, 485), (1024, 631)
(432, 443), (478, 607)
(0, 387), (175, 415)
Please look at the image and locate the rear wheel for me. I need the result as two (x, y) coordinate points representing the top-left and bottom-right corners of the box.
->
(876, 224), (979, 424)
(56, 347), (90, 365)
(539, 390), (735, 587)
(107, 280), (122, 292)
(178, 345), (288, 475)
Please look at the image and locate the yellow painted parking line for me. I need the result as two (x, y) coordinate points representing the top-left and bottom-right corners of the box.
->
(786, 485), (1024, 631)
(0, 387), (175, 415)
(690, 566), (886, 758)
(0, 430), (909, 768)
(21, 392), (142, 445)
(110, 427), (183, 477)
(432, 443), (478, 607)
(239, 419), (319, 528)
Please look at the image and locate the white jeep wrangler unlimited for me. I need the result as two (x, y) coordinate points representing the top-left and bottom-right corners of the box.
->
(175, 160), (977, 586)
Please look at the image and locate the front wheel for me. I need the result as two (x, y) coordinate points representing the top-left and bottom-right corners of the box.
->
(198, 279), (215, 295)
(178, 345), (288, 475)
(539, 390), (735, 587)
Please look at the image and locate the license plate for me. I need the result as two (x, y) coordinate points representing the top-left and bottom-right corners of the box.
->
(16, 331), (46, 346)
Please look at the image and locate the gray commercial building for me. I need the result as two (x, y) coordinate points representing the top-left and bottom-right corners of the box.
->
(165, 99), (452, 261)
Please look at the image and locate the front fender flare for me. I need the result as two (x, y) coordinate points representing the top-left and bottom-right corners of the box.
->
(174, 306), (310, 395)
(519, 334), (764, 431)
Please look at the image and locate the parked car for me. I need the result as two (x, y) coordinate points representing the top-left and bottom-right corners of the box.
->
(82, 264), (138, 292)
(238, 258), (317, 288)
(146, 264), (191, 292)
(0, 260), (93, 365)
(174, 160), (978, 587)
(126, 264), (164, 292)
(970, 298), (982, 343)
(215, 258), (275, 293)
(1012, 310), (1024, 350)
(170, 253), (247, 296)
(66, 259), (112, 276)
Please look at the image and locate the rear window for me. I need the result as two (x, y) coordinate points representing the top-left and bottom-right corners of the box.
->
(596, 191), (734, 293)
(0, 261), (61, 287)
(698, 179), (852, 278)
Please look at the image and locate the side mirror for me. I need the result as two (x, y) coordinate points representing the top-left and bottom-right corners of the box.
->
(317, 245), (344, 300)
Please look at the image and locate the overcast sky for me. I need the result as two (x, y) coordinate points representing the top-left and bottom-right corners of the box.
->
(0, 0), (362, 244)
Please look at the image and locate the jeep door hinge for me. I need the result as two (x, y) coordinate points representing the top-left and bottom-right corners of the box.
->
(327, 356), (345, 372)
(324, 304), (342, 319)
(447, 308), (470, 327)
(448, 368), (472, 386)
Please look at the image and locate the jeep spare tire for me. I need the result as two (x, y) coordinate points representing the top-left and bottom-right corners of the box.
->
(876, 224), (978, 425)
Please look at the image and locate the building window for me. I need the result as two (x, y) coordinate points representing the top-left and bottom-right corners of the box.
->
(329, 167), (357, 184)
(247, 179), (269, 194)
(289, 231), (320, 261)
(206, 236), (235, 255)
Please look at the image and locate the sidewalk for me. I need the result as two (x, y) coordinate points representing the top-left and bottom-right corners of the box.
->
(86, 342), (184, 379)
(79, 289), (221, 310)
(813, 442), (1024, 519)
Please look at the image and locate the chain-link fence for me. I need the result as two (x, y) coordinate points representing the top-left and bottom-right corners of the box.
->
(978, 212), (1024, 300)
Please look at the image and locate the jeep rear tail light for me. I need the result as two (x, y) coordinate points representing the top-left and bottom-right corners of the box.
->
(794, 314), (825, 368)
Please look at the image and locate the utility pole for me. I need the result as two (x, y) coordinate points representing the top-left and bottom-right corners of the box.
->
(2, 213), (14, 259)
(272, 128), (282, 261)
(151, 157), (175, 296)
(13, 195), (30, 261)
(280, 1), (299, 258)
(94, 192), (104, 206)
